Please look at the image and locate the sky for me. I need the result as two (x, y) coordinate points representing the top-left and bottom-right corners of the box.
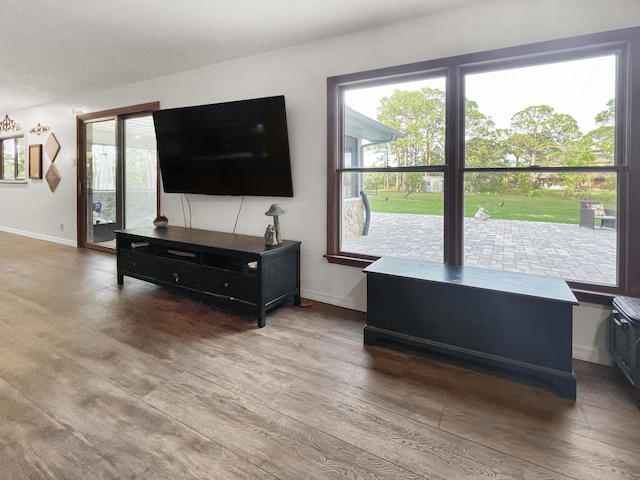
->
(345, 55), (616, 135)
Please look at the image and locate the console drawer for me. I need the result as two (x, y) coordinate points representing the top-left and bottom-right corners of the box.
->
(202, 268), (257, 302)
(119, 250), (156, 279)
(156, 257), (201, 289)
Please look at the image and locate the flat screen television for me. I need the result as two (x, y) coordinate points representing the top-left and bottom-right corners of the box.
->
(153, 95), (293, 196)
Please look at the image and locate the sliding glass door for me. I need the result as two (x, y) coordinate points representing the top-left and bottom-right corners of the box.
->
(85, 119), (117, 245)
(78, 103), (159, 250)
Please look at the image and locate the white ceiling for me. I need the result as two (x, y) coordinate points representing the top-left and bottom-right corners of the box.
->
(1, 0), (489, 112)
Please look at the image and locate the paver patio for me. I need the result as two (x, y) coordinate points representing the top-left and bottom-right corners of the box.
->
(342, 212), (617, 285)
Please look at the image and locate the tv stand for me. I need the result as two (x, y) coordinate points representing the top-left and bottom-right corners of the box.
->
(116, 226), (301, 327)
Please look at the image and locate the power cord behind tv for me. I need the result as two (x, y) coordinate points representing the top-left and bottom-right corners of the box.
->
(177, 193), (243, 234)
(232, 196), (244, 234)
(180, 193), (192, 228)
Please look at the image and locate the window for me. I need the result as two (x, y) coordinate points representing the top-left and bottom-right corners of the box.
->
(1, 136), (25, 180)
(327, 27), (640, 298)
(339, 78), (447, 262)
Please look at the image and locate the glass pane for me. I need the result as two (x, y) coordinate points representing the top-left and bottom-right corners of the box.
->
(465, 55), (616, 168)
(340, 171), (444, 262)
(2, 138), (23, 180)
(86, 120), (117, 244)
(344, 77), (446, 169)
(463, 171), (617, 286)
(124, 116), (157, 228)
(3, 139), (16, 180)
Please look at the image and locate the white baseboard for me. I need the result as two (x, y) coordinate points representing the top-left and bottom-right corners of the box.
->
(300, 288), (366, 312)
(0, 227), (76, 248)
(573, 345), (612, 366)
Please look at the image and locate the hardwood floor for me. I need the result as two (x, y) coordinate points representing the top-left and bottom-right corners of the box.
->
(1, 231), (639, 479)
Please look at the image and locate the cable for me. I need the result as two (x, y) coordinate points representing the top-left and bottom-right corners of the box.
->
(180, 194), (186, 227)
(185, 195), (192, 228)
(232, 196), (244, 234)
(180, 193), (192, 228)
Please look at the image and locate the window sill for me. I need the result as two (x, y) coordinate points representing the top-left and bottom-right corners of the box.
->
(324, 254), (375, 269)
(0, 179), (28, 184)
(571, 288), (615, 307)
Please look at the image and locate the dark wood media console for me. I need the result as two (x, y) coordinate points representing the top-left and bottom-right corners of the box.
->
(364, 257), (578, 399)
(116, 226), (301, 327)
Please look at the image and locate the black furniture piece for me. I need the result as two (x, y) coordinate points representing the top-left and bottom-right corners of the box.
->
(92, 221), (116, 243)
(116, 226), (301, 327)
(363, 257), (578, 399)
(610, 296), (640, 403)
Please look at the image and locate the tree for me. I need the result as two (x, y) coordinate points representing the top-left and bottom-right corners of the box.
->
(556, 144), (597, 197)
(506, 105), (582, 167)
(596, 98), (615, 126)
(374, 87), (446, 194)
(465, 100), (496, 140)
(465, 134), (510, 192)
(502, 105), (583, 191)
(465, 103), (511, 192)
(587, 98), (615, 158)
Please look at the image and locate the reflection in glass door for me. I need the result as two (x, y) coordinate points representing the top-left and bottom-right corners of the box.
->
(85, 120), (117, 245)
(124, 116), (158, 229)
(83, 114), (157, 248)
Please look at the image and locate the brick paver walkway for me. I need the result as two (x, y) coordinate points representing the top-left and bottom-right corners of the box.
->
(342, 212), (617, 285)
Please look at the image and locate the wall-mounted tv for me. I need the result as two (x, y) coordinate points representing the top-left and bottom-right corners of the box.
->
(153, 95), (293, 196)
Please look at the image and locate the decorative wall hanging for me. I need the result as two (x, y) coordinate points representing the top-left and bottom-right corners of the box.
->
(45, 132), (60, 161)
(28, 144), (43, 179)
(0, 114), (20, 132)
(29, 123), (50, 135)
(45, 163), (61, 192)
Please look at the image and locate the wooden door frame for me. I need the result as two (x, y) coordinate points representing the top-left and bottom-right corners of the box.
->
(76, 102), (160, 250)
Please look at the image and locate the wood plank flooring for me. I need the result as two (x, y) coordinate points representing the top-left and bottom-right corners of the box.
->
(1, 231), (639, 479)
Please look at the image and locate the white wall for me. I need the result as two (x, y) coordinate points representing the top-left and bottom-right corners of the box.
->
(2, 0), (638, 364)
(573, 303), (612, 365)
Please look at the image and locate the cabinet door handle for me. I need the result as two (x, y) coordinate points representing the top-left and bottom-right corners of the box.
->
(167, 249), (196, 258)
(224, 282), (229, 288)
(174, 273), (179, 283)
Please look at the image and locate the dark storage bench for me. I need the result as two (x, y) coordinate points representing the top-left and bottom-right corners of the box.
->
(364, 257), (578, 399)
(610, 296), (640, 403)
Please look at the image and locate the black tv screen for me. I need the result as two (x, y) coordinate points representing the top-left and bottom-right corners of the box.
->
(153, 95), (293, 196)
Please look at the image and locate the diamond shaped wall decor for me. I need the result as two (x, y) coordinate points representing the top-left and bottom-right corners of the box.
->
(45, 163), (61, 192)
(45, 133), (61, 162)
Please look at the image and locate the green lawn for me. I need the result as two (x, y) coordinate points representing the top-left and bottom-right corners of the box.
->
(365, 190), (616, 224)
